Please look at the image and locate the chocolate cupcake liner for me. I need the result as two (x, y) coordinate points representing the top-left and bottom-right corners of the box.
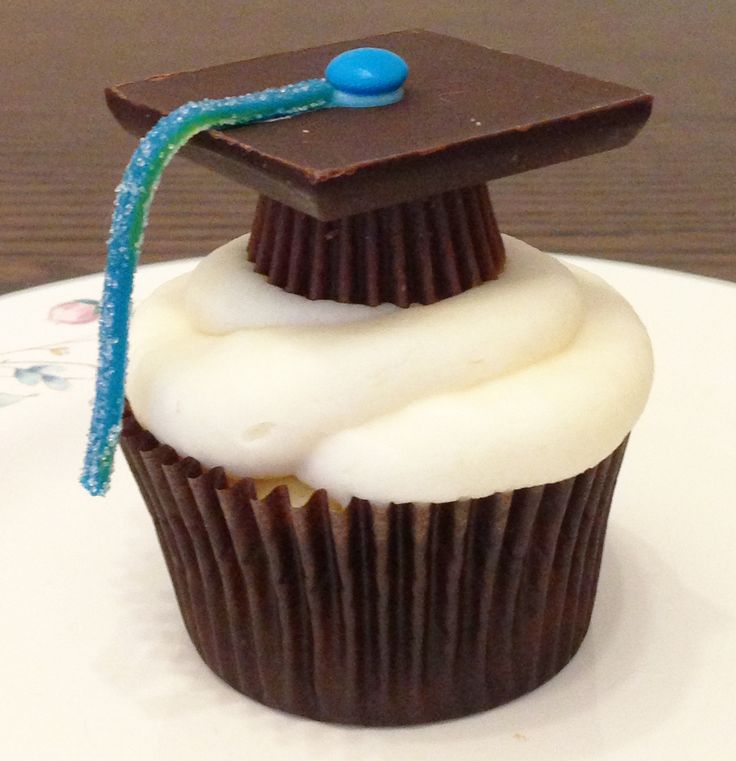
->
(121, 410), (627, 726)
(247, 184), (506, 307)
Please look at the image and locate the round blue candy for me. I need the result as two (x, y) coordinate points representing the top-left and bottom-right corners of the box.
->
(325, 47), (409, 96)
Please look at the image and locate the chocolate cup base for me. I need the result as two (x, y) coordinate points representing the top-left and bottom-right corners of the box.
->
(247, 184), (505, 307)
(121, 410), (627, 726)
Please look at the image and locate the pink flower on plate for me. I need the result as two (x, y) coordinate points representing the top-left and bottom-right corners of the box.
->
(48, 299), (100, 325)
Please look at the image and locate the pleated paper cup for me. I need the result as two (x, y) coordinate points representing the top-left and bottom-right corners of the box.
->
(121, 409), (627, 726)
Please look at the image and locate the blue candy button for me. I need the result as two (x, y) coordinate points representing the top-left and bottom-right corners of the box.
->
(325, 47), (409, 96)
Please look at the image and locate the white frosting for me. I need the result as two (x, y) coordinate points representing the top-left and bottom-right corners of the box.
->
(185, 242), (396, 331)
(127, 234), (653, 505)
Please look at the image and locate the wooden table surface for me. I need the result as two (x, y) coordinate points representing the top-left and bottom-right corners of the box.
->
(2, 1), (734, 295)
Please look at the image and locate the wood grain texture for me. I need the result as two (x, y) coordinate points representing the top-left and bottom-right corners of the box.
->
(1, 1), (734, 295)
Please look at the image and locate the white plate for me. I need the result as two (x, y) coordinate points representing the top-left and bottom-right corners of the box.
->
(1, 256), (735, 761)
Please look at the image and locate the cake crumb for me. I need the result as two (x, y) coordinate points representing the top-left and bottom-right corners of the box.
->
(513, 732), (528, 742)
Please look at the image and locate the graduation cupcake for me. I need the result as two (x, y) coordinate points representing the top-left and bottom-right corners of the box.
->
(83, 31), (653, 725)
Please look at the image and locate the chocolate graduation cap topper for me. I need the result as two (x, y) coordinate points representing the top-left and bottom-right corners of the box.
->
(107, 30), (652, 306)
(82, 30), (652, 496)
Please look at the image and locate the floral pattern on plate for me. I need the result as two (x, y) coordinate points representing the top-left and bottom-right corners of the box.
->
(0, 298), (99, 407)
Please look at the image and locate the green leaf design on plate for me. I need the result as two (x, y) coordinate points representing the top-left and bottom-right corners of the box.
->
(0, 392), (28, 407)
(42, 375), (70, 391)
(14, 367), (42, 385)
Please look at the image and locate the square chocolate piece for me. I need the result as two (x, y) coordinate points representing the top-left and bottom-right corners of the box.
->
(106, 30), (652, 220)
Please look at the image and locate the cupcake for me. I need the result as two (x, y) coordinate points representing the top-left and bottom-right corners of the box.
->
(84, 31), (654, 725)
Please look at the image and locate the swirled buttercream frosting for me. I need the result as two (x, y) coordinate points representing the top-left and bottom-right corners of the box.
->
(126, 234), (653, 505)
